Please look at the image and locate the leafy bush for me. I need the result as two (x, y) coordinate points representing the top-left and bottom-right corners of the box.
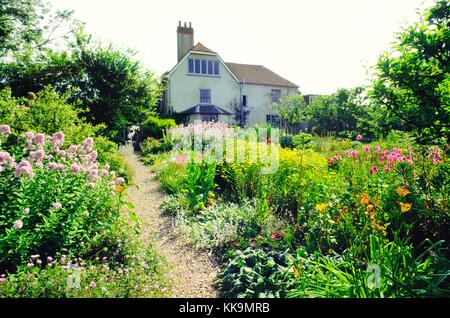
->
(141, 116), (176, 139)
(0, 127), (127, 271)
(218, 248), (294, 298)
(175, 203), (257, 250)
(160, 195), (184, 216)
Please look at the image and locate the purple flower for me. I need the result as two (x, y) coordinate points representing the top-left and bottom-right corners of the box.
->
(34, 149), (45, 161)
(68, 145), (78, 153)
(87, 168), (98, 181)
(0, 151), (11, 165)
(0, 125), (11, 135)
(101, 169), (109, 177)
(89, 282), (97, 288)
(51, 132), (65, 147)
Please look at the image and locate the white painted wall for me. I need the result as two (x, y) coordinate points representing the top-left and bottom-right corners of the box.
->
(167, 52), (299, 126)
(168, 53), (240, 115)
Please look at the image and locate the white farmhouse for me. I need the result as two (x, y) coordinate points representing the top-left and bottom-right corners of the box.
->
(161, 22), (299, 126)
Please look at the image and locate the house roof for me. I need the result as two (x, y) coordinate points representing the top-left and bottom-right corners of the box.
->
(179, 104), (232, 115)
(191, 42), (216, 54)
(225, 62), (298, 88)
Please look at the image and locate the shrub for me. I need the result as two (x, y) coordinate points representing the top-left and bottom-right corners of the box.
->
(218, 248), (294, 298)
(160, 195), (184, 216)
(141, 116), (176, 139)
(0, 127), (127, 272)
(175, 203), (257, 250)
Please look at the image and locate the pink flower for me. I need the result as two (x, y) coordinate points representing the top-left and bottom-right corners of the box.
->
(25, 132), (34, 140)
(58, 150), (66, 157)
(14, 219), (23, 229)
(375, 146), (380, 154)
(71, 164), (82, 174)
(351, 150), (358, 158)
(33, 149), (45, 161)
(356, 134), (363, 141)
(101, 169), (109, 177)
(115, 177), (125, 186)
(87, 169), (98, 181)
(345, 151), (351, 158)
(141, 261), (150, 269)
(369, 168), (374, 175)
(83, 137), (94, 150)
(47, 256), (53, 262)
(89, 282), (97, 288)
(34, 133), (45, 146)
(0, 151), (11, 165)
(53, 202), (62, 210)
(384, 167), (390, 173)
(364, 146), (370, 153)
(0, 125), (11, 135)
(432, 159), (439, 165)
(68, 145), (78, 153)
(87, 151), (98, 162)
(372, 165), (378, 173)
(47, 162), (58, 170)
(14, 160), (34, 178)
(23, 208), (30, 215)
(270, 233), (283, 241)
(51, 132), (65, 147)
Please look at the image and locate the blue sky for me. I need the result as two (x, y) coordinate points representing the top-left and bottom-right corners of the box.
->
(49, 0), (434, 95)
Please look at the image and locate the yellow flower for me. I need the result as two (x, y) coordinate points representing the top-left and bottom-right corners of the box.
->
(315, 203), (327, 212)
(396, 188), (411, 197)
(360, 194), (369, 205)
(400, 202), (412, 213)
(366, 204), (375, 212)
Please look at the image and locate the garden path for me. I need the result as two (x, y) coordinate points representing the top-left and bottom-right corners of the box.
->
(122, 151), (220, 298)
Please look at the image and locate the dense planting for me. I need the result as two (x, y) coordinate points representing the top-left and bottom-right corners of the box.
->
(150, 122), (449, 298)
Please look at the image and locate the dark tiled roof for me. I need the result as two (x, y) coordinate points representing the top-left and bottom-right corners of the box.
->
(179, 104), (232, 115)
(191, 42), (216, 54)
(225, 62), (298, 88)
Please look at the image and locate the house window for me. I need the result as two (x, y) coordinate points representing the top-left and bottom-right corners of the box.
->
(194, 59), (201, 74)
(187, 58), (220, 76)
(266, 114), (284, 127)
(207, 60), (213, 75)
(214, 61), (219, 75)
(201, 114), (218, 122)
(200, 89), (211, 104)
(201, 60), (207, 74)
(242, 95), (247, 107)
(271, 89), (281, 103)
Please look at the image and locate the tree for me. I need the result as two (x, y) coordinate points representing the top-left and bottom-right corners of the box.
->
(305, 87), (367, 136)
(371, 0), (450, 143)
(271, 94), (308, 133)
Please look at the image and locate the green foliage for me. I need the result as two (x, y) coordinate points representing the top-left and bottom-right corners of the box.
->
(271, 94), (308, 132)
(218, 248), (294, 298)
(183, 161), (217, 211)
(371, 0), (450, 143)
(141, 116), (176, 139)
(175, 203), (257, 250)
(160, 195), (184, 216)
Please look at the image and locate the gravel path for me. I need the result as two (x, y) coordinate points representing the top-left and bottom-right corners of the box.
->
(122, 151), (219, 298)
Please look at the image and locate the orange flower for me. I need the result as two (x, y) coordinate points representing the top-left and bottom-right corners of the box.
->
(400, 202), (412, 213)
(315, 203), (327, 212)
(115, 185), (125, 193)
(290, 265), (299, 278)
(360, 194), (369, 205)
(366, 204), (375, 212)
(396, 188), (411, 197)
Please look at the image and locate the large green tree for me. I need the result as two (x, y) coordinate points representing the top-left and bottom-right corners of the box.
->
(371, 0), (450, 143)
(0, 0), (161, 143)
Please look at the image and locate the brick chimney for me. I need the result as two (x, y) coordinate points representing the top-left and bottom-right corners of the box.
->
(177, 21), (194, 62)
